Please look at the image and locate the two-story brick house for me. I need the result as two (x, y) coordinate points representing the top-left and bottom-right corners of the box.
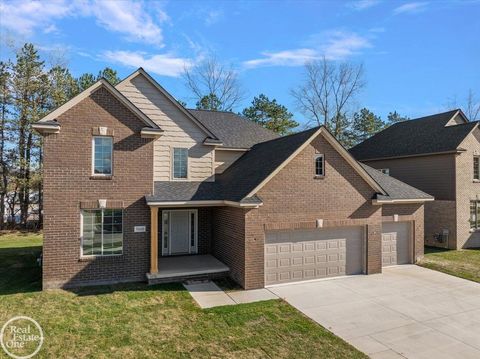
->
(33, 68), (433, 290)
(350, 109), (480, 249)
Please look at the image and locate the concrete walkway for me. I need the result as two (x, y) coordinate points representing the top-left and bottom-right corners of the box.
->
(184, 281), (278, 308)
(269, 265), (480, 359)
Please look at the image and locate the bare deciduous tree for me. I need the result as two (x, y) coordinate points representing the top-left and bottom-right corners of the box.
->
(183, 56), (245, 111)
(446, 89), (480, 121)
(291, 57), (365, 142)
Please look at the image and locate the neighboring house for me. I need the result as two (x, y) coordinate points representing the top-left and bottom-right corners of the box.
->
(33, 68), (432, 290)
(350, 109), (480, 249)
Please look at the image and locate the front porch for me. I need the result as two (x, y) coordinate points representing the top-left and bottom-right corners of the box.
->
(147, 206), (230, 285)
(147, 254), (229, 284)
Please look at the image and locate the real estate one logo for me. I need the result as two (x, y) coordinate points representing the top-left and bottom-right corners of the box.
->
(0, 316), (44, 359)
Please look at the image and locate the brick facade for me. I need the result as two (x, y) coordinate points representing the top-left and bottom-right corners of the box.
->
(455, 128), (480, 248)
(242, 134), (384, 289)
(41, 89), (425, 289)
(42, 87), (155, 289)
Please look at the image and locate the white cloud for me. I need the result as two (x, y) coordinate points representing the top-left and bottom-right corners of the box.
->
(0, 0), (167, 46)
(349, 0), (381, 10)
(81, 0), (165, 46)
(204, 10), (224, 26)
(393, 2), (428, 14)
(243, 49), (319, 68)
(102, 50), (193, 77)
(0, 0), (72, 35)
(243, 31), (372, 69)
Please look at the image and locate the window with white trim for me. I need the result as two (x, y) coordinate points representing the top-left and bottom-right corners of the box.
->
(172, 148), (188, 179)
(315, 154), (324, 176)
(474, 156), (480, 180)
(81, 209), (123, 256)
(93, 136), (113, 175)
(470, 201), (480, 230)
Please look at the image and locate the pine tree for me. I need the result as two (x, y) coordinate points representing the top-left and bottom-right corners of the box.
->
(11, 43), (48, 226)
(97, 67), (121, 85)
(77, 73), (96, 92)
(48, 66), (78, 109)
(0, 61), (12, 229)
(352, 108), (385, 144)
(242, 94), (298, 135)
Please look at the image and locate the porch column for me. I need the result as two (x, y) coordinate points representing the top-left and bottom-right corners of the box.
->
(150, 206), (158, 274)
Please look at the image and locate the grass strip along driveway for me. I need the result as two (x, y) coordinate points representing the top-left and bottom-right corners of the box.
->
(0, 232), (366, 359)
(418, 246), (480, 283)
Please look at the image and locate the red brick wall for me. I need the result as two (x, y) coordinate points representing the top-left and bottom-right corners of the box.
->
(42, 87), (155, 289)
(211, 206), (246, 286)
(243, 134), (383, 289)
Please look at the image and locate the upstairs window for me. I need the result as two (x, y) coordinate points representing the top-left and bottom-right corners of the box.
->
(315, 154), (324, 177)
(474, 156), (480, 180)
(93, 136), (113, 175)
(173, 148), (188, 179)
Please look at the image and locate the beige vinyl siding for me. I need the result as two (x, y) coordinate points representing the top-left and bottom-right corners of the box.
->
(214, 150), (245, 174)
(117, 75), (214, 182)
(364, 154), (456, 200)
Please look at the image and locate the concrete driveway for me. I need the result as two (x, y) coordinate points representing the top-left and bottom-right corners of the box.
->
(268, 265), (480, 359)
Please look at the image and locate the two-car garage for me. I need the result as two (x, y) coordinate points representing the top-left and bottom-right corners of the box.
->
(265, 226), (365, 286)
(265, 222), (413, 286)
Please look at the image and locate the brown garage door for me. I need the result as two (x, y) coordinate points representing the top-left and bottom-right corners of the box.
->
(382, 222), (411, 266)
(265, 226), (364, 286)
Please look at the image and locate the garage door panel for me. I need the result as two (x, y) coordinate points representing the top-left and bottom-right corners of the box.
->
(382, 222), (411, 267)
(265, 227), (364, 286)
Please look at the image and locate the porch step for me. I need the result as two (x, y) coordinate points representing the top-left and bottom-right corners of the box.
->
(147, 254), (230, 285)
(148, 271), (229, 285)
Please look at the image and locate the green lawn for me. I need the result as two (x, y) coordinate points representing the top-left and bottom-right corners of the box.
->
(418, 246), (480, 283)
(0, 232), (366, 359)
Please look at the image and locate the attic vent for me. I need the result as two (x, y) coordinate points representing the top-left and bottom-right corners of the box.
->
(445, 114), (467, 127)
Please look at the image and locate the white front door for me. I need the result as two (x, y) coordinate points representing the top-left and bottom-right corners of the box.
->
(162, 210), (198, 256)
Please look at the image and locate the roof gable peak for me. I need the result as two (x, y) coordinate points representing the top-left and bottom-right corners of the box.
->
(116, 68), (219, 141)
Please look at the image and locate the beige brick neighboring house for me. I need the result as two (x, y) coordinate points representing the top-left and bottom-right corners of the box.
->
(33, 68), (432, 290)
(351, 109), (480, 249)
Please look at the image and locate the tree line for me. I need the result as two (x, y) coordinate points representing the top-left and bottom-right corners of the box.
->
(0, 43), (121, 229)
(1, 43), (478, 229)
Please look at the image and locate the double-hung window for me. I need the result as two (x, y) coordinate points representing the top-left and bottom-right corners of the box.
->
(93, 136), (113, 175)
(470, 201), (480, 230)
(474, 156), (480, 180)
(81, 209), (123, 256)
(173, 148), (188, 179)
(315, 154), (325, 177)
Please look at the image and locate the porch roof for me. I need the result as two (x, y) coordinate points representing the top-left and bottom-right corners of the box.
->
(145, 181), (262, 207)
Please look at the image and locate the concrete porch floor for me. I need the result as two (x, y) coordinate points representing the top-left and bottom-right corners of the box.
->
(147, 254), (229, 280)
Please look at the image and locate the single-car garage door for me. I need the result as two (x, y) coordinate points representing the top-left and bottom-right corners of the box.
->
(382, 222), (411, 266)
(265, 226), (364, 286)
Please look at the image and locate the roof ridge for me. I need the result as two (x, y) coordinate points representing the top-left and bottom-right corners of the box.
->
(253, 126), (321, 146)
(402, 108), (460, 123)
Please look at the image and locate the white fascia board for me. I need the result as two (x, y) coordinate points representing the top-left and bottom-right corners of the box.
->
(146, 200), (262, 208)
(372, 198), (435, 205)
(37, 79), (158, 129)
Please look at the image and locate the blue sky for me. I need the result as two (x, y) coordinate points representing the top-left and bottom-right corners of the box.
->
(0, 0), (479, 126)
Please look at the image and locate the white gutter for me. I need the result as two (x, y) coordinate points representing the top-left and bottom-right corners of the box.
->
(372, 198), (435, 205)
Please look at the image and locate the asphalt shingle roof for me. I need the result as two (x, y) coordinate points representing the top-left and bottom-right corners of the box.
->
(361, 164), (433, 201)
(146, 127), (433, 204)
(350, 109), (477, 161)
(188, 109), (279, 149)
